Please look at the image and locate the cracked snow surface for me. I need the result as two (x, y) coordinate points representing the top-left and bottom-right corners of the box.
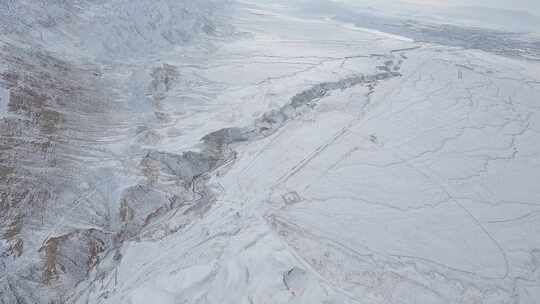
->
(1, 0), (540, 303)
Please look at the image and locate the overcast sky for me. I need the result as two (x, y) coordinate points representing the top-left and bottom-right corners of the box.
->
(409, 0), (539, 13)
(342, 0), (540, 16)
(326, 0), (540, 32)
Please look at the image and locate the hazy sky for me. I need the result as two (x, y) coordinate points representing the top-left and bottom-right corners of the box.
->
(407, 0), (539, 12)
(381, 0), (540, 16)
(327, 0), (540, 32)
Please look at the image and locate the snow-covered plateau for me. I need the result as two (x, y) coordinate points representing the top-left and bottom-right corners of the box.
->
(1, 0), (540, 303)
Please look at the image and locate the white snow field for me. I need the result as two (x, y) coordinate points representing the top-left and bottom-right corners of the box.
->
(1, 0), (540, 303)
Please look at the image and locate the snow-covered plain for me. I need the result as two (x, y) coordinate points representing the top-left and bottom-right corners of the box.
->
(1, 0), (540, 303)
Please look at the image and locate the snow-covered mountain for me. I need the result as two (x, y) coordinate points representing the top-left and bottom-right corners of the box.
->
(1, 0), (540, 303)
(1, 0), (232, 302)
